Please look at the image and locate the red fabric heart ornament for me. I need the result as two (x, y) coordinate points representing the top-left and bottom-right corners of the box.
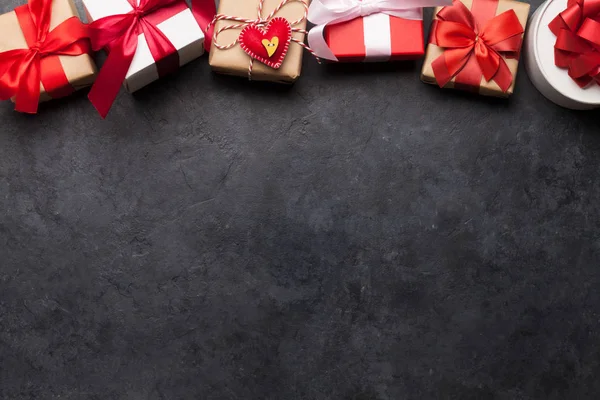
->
(239, 17), (292, 69)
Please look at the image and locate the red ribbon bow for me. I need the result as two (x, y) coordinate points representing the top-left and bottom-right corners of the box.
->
(431, 0), (524, 92)
(0, 0), (91, 114)
(88, 0), (216, 118)
(549, 0), (600, 87)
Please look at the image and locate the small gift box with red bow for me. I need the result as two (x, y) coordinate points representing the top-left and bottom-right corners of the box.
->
(308, 0), (452, 62)
(82, 0), (215, 117)
(524, 0), (600, 109)
(421, 0), (530, 97)
(0, 0), (96, 113)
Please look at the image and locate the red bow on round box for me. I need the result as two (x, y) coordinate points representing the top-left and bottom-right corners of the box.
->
(0, 0), (91, 114)
(424, 0), (527, 95)
(85, 0), (216, 118)
(549, 0), (600, 87)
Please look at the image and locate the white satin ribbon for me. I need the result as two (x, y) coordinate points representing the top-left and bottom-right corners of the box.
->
(308, 0), (452, 61)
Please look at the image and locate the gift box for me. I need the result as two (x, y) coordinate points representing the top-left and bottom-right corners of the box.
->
(420, 0), (530, 97)
(208, 0), (310, 83)
(0, 0), (96, 111)
(525, 0), (600, 109)
(324, 15), (424, 62)
(82, 0), (205, 94)
(307, 0), (452, 63)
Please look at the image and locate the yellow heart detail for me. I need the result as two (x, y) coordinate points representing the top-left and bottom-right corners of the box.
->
(262, 37), (279, 58)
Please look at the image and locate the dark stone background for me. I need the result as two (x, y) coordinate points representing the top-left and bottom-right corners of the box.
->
(2, 0), (600, 398)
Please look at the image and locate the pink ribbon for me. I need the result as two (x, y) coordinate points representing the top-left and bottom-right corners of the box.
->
(308, 0), (451, 61)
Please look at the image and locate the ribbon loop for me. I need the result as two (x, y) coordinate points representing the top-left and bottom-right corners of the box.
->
(576, 18), (600, 46)
(479, 8), (524, 46)
(435, 20), (476, 48)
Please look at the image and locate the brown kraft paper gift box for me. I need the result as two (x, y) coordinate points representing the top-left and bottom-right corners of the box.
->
(0, 0), (97, 103)
(209, 0), (309, 84)
(420, 0), (529, 97)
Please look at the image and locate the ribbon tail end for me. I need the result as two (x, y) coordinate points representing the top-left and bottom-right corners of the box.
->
(307, 25), (338, 62)
(89, 93), (110, 119)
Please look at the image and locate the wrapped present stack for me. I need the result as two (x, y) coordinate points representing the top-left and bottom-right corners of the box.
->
(0, 0), (96, 113)
(421, 0), (530, 97)
(307, 0), (452, 62)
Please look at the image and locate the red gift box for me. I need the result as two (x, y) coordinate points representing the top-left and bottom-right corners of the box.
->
(324, 14), (425, 62)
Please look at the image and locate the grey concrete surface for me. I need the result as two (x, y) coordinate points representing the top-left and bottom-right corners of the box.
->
(2, 0), (600, 398)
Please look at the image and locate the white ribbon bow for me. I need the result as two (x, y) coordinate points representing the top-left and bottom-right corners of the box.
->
(308, 0), (452, 61)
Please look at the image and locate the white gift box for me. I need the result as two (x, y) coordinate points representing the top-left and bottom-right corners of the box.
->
(524, 0), (600, 109)
(82, 0), (205, 93)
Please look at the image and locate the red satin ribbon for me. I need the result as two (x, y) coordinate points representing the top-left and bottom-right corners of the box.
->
(0, 0), (91, 114)
(430, 0), (524, 93)
(191, 0), (216, 51)
(88, 0), (216, 118)
(549, 0), (600, 87)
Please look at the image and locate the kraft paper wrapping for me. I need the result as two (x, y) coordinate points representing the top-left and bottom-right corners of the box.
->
(209, 0), (309, 83)
(420, 0), (530, 97)
(0, 0), (97, 102)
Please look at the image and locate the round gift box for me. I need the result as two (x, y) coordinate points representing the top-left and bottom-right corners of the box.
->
(524, 0), (600, 109)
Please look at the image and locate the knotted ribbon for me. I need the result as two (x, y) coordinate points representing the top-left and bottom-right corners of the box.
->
(88, 0), (216, 118)
(307, 0), (451, 61)
(208, 0), (319, 79)
(549, 0), (600, 87)
(431, 0), (524, 92)
(0, 0), (91, 114)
